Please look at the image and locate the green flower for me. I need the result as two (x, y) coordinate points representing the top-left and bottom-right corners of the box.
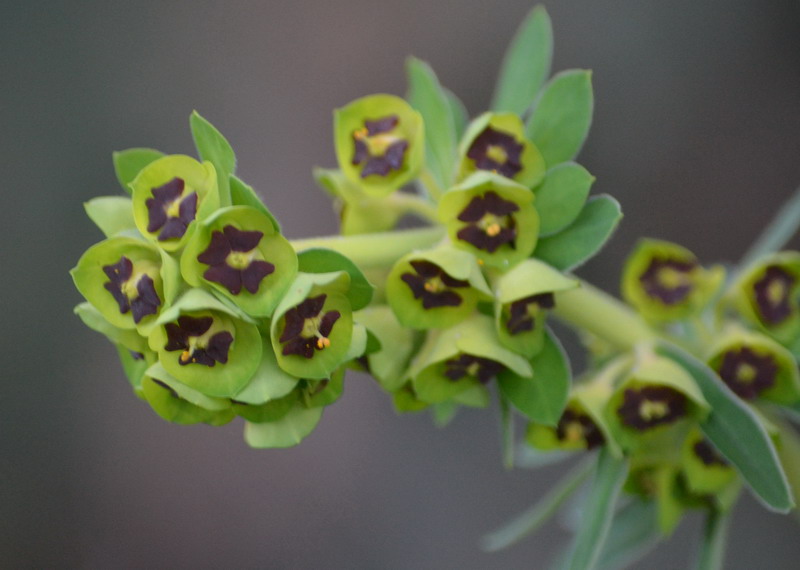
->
(71, 237), (174, 333)
(386, 246), (491, 329)
(334, 94), (424, 196)
(181, 205), (297, 317)
(438, 171), (539, 268)
(621, 239), (724, 322)
(131, 154), (220, 251)
(681, 428), (739, 501)
(456, 112), (546, 188)
(148, 290), (262, 398)
(526, 400), (606, 452)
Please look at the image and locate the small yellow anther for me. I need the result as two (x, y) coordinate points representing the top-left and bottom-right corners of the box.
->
(486, 223), (502, 237)
(353, 127), (368, 140)
(424, 282), (437, 292)
(180, 350), (192, 363)
(316, 337), (331, 350)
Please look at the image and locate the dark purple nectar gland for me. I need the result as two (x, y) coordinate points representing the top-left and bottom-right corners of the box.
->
(466, 126), (524, 179)
(693, 438), (729, 468)
(145, 177), (198, 241)
(753, 265), (796, 325)
(617, 386), (688, 431)
(102, 256), (161, 323)
(716, 346), (778, 400)
(456, 191), (519, 253)
(556, 409), (604, 449)
(443, 354), (504, 384)
(401, 260), (470, 310)
(506, 293), (555, 335)
(197, 225), (275, 295)
(164, 315), (233, 367)
(279, 294), (340, 359)
(638, 257), (698, 305)
(351, 115), (409, 178)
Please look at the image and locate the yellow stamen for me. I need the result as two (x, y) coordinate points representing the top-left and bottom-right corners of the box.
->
(736, 362), (758, 384)
(486, 223), (501, 237)
(639, 400), (668, 421)
(564, 422), (584, 443)
(353, 127), (368, 140)
(180, 350), (192, 363)
(316, 337), (331, 350)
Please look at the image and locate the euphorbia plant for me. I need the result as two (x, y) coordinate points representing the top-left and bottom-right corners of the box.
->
(70, 5), (800, 569)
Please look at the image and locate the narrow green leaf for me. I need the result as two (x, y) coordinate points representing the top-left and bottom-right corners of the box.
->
(656, 342), (794, 512)
(84, 196), (137, 238)
(566, 449), (628, 570)
(491, 5), (553, 116)
(190, 110), (235, 205)
(499, 394), (515, 469)
(296, 248), (374, 310)
(229, 174), (280, 232)
(695, 511), (730, 570)
(444, 87), (469, 141)
(535, 194), (622, 271)
(406, 57), (457, 190)
(738, 184), (800, 274)
(498, 328), (570, 425)
(481, 456), (595, 552)
(515, 445), (572, 469)
(536, 162), (595, 236)
(596, 500), (660, 570)
(526, 70), (593, 166)
(112, 148), (164, 194)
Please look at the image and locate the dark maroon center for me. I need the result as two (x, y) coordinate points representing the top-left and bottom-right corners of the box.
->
(555, 409), (604, 449)
(197, 225), (275, 295)
(716, 346), (778, 400)
(466, 126), (524, 178)
(401, 260), (470, 310)
(443, 354), (503, 384)
(617, 386), (687, 431)
(638, 257), (698, 305)
(145, 177), (198, 241)
(279, 294), (341, 359)
(102, 256), (161, 323)
(506, 292), (555, 335)
(753, 265), (796, 325)
(456, 191), (519, 253)
(164, 315), (233, 367)
(351, 114), (409, 178)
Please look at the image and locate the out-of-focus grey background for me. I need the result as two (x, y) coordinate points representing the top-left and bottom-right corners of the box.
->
(3, 1), (800, 568)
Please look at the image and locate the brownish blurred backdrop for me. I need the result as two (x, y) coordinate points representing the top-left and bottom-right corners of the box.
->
(2, 1), (800, 568)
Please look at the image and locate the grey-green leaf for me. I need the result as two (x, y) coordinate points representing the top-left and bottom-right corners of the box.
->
(229, 174), (280, 232)
(498, 328), (570, 425)
(444, 87), (469, 141)
(656, 341), (794, 513)
(596, 500), (660, 570)
(695, 510), (730, 570)
(526, 69), (593, 166)
(84, 196), (137, 238)
(536, 162), (595, 236)
(190, 110), (236, 205)
(491, 5), (553, 116)
(535, 194), (622, 271)
(566, 449), (628, 570)
(112, 148), (164, 194)
(406, 57), (457, 190)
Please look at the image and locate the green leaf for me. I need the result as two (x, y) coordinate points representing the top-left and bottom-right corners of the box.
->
(656, 341), (794, 512)
(526, 69), (593, 166)
(406, 57), (458, 190)
(229, 174), (280, 232)
(481, 456), (594, 552)
(190, 110), (235, 206)
(244, 405), (323, 449)
(84, 196), (137, 238)
(444, 87), (469, 141)
(535, 194), (622, 271)
(566, 449), (628, 570)
(112, 148), (164, 194)
(499, 394), (515, 469)
(297, 248), (374, 311)
(738, 184), (800, 274)
(596, 500), (659, 570)
(695, 510), (730, 570)
(498, 328), (570, 424)
(536, 162), (595, 236)
(433, 400), (459, 427)
(491, 5), (553, 116)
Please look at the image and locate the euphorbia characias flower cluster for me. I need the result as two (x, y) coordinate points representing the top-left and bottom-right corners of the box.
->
(71, 5), (800, 568)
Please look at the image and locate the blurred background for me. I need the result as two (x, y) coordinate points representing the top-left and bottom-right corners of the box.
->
(3, 0), (800, 567)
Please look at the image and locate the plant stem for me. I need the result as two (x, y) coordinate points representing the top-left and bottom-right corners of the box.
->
(553, 282), (656, 350)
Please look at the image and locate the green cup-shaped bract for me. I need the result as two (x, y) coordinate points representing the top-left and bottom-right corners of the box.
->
(72, 237), (167, 333)
(408, 314), (531, 404)
(234, 391), (298, 423)
(334, 94), (424, 197)
(456, 112), (546, 189)
(526, 399), (605, 452)
(131, 154), (220, 252)
(141, 365), (236, 426)
(494, 258), (578, 358)
(353, 305), (416, 392)
(621, 239), (724, 322)
(181, 205), (297, 317)
(705, 328), (800, 405)
(438, 171), (539, 268)
(392, 383), (430, 413)
(386, 246), (491, 330)
(270, 272), (354, 380)
(681, 428), (739, 499)
(728, 251), (800, 346)
(148, 291), (262, 398)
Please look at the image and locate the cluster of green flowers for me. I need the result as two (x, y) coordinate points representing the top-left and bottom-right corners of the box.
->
(71, 5), (800, 568)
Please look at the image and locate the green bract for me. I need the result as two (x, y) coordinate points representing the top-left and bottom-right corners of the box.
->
(386, 246), (491, 329)
(681, 428), (739, 500)
(353, 305), (416, 392)
(180, 205), (297, 317)
(148, 290), (262, 398)
(270, 272), (354, 379)
(131, 154), (220, 251)
(333, 94), (424, 196)
(493, 259), (578, 358)
(71, 237), (171, 333)
(728, 251), (800, 346)
(621, 239), (724, 322)
(438, 171), (539, 268)
(456, 112), (546, 189)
